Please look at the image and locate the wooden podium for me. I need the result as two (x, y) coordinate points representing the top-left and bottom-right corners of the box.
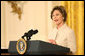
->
(8, 40), (70, 55)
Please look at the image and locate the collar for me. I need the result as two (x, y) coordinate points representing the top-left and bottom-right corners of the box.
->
(56, 23), (67, 31)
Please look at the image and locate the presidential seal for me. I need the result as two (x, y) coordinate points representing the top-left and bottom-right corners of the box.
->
(16, 38), (27, 55)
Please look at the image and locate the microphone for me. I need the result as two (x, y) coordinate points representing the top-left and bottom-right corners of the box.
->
(33, 30), (38, 34)
(22, 29), (38, 40)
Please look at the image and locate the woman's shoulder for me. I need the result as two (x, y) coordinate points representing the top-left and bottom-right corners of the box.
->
(65, 25), (74, 34)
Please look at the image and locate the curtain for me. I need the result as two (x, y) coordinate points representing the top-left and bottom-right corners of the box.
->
(61, 1), (84, 55)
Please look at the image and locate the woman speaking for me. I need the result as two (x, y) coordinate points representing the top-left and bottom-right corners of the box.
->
(48, 6), (77, 54)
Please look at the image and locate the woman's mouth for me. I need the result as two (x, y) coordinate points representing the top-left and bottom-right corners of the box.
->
(54, 20), (58, 22)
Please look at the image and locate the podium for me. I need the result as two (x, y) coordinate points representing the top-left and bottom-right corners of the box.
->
(8, 40), (70, 55)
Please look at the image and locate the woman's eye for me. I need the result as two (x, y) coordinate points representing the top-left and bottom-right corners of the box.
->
(56, 14), (59, 16)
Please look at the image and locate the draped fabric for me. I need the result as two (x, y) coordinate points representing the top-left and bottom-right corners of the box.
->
(61, 1), (84, 55)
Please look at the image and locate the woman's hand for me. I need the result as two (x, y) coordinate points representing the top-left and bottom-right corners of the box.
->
(48, 39), (56, 45)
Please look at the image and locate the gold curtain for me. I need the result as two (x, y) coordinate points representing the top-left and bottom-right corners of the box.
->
(61, 1), (84, 55)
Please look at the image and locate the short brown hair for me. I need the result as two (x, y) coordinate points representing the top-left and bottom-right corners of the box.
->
(51, 6), (67, 22)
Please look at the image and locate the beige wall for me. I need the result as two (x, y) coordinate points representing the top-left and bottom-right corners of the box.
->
(1, 1), (59, 49)
(1, 1), (6, 49)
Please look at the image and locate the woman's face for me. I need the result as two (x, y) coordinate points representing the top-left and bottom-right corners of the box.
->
(52, 10), (64, 25)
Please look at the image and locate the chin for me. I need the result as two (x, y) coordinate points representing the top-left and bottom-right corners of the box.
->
(55, 22), (59, 25)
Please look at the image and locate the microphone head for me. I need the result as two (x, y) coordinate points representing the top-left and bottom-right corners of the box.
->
(33, 29), (38, 34)
(22, 29), (38, 40)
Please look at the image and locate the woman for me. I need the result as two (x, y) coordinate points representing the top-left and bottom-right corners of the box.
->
(48, 6), (76, 54)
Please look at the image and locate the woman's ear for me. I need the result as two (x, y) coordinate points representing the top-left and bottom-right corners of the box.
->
(63, 17), (64, 20)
